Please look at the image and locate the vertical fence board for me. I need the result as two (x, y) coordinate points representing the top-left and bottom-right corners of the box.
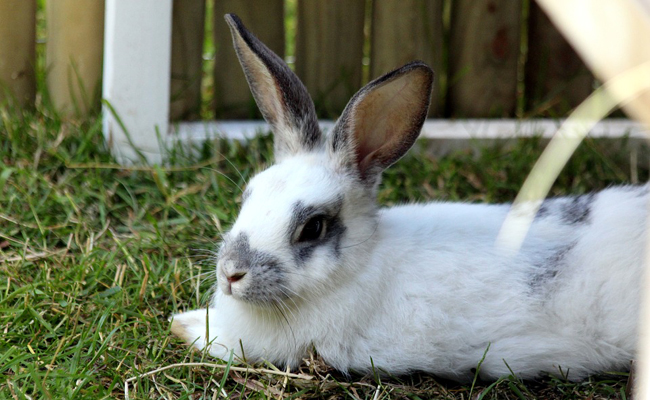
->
(0, 0), (36, 107)
(525, 2), (593, 116)
(213, 0), (284, 118)
(103, 0), (172, 163)
(371, 0), (444, 116)
(47, 0), (104, 116)
(449, 0), (521, 117)
(170, 0), (205, 121)
(295, 0), (365, 118)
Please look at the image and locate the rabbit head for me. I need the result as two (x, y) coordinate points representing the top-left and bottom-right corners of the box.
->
(216, 14), (433, 306)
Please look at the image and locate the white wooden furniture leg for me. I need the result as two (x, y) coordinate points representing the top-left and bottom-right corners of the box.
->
(102, 0), (172, 164)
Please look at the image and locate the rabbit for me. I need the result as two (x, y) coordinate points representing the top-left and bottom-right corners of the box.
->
(170, 13), (644, 382)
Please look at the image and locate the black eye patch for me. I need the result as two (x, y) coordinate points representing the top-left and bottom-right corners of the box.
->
(289, 196), (346, 265)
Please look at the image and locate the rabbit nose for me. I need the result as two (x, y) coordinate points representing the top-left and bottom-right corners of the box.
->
(226, 271), (246, 283)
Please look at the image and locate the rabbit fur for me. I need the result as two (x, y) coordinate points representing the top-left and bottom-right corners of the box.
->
(171, 14), (644, 382)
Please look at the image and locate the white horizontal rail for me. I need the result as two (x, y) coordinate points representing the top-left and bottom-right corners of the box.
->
(172, 118), (649, 141)
(109, 119), (649, 164)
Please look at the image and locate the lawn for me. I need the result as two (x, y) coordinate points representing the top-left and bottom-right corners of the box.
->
(0, 107), (641, 399)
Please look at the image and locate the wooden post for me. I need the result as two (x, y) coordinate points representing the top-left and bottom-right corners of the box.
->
(525, 1), (593, 116)
(0, 0), (36, 108)
(46, 0), (104, 116)
(103, 0), (172, 164)
(212, 0), (285, 118)
(295, 0), (365, 118)
(448, 0), (522, 117)
(370, 0), (444, 116)
(170, 0), (205, 121)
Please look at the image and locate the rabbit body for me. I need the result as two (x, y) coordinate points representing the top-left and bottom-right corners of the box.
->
(174, 154), (644, 381)
(170, 14), (643, 381)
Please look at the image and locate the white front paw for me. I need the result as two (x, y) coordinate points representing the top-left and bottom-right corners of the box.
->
(170, 308), (238, 361)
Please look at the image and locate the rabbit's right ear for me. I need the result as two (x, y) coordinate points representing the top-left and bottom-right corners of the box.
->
(329, 62), (433, 187)
(225, 14), (322, 161)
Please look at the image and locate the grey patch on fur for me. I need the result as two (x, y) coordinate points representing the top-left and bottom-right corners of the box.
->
(288, 196), (346, 266)
(536, 202), (550, 219)
(219, 232), (286, 303)
(534, 197), (568, 221)
(561, 193), (595, 224)
(529, 243), (576, 293)
(535, 193), (595, 224)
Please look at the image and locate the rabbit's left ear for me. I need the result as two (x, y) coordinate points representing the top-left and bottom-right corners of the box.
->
(329, 62), (433, 187)
(225, 14), (322, 161)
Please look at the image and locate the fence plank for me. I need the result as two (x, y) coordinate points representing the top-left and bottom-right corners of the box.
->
(371, 0), (444, 116)
(0, 0), (36, 108)
(212, 0), (284, 118)
(170, 0), (205, 121)
(295, 0), (365, 118)
(103, 0), (172, 164)
(449, 0), (522, 117)
(524, 2), (593, 117)
(47, 0), (104, 116)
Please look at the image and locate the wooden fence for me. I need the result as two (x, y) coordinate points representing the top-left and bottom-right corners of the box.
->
(0, 0), (593, 121)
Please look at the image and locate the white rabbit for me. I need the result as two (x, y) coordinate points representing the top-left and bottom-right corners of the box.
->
(171, 13), (644, 382)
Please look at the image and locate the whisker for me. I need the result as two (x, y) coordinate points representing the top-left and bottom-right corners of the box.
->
(273, 301), (297, 346)
(217, 150), (247, 184)
(187, 246), (221, 254)
(181, 256), (216, 264)
(277, 291), (299, 320)
(279, 285), (307, 304)
(199, 145), (248, 185)
(280, 271), (322, 284)
(202, 167), (243, 193)
(277, 293), (305, 356)
(340, 220), (379, 249)
(179, 270), (217, 285)
(186, 249), (219, 256)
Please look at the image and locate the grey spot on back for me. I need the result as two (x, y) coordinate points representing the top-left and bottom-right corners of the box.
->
(561, 193), (595, 224)
(534, 197), (568, 221)
(535, 193), (595, 225)
(536, 202), (550, 219)
(529, 242), (575, 294)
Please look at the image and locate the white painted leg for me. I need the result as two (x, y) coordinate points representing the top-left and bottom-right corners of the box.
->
(102, 0), (172, 164)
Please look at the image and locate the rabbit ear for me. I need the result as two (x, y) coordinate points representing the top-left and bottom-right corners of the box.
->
(330, 62), (433, 186)
(225, 14), (322, 160)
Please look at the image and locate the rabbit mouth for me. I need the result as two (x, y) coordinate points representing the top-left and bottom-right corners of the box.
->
(220, 279), (292, 306)
(217, 263), (291, 305)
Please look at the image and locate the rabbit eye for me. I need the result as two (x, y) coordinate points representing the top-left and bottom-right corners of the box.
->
(297, 216), (326, 243)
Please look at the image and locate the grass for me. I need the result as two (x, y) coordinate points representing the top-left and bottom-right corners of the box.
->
(0, 105), (643, 399)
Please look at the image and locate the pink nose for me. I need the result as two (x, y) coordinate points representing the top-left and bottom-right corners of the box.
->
(226, 272), (246, 284)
